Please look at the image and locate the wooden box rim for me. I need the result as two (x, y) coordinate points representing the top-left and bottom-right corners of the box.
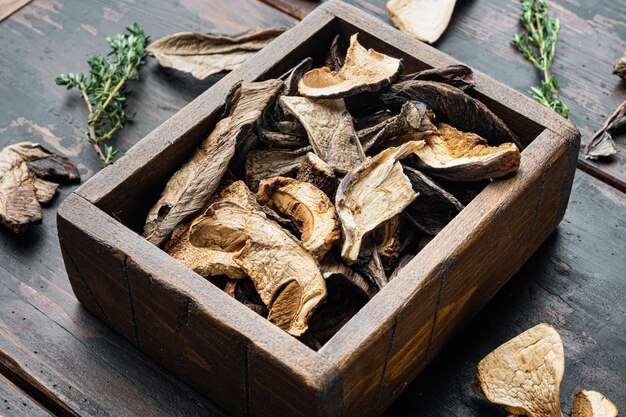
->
(58, 0), (580, 399)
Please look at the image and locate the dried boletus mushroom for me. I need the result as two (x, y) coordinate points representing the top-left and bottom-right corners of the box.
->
(387, 0), (457, 44)
(336, 140), (424, 262)
(572, 390), (618, 417)
(257, 176), (340, 260)
(473, 323), (565, 417)
(298, 34), (403, 99)
(296, 152), (337, 197)
(412, 123), (520, 181)
(245, 146), (311, 191)
(189, 202), (326, 336)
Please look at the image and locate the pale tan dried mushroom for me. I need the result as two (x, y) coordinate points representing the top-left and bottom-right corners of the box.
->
(189, 202), (326, 336)
(572, 391), (618, 417)
(336, 141), (424, 262)
(474, 323), (565, 417)
(298, 34), (403, 98)
(412, 123), (520, 181)
(257, 176), (340, 261)
(296, 152), (337, 197)
(387, 0), (457, 44)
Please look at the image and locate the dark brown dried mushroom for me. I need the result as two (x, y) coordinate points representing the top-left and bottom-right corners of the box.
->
(296, 152), (337, 197)
(280, 96), (365, 174)
(336, 141), (424, 262)
(189, 202), (326, 336)
(298, 34), (403, 99)
(144, 79), (284, 246)
(382, 80), (522, 148)
(400, 64), (475, 90)
(572, 390), (618, 417)
(0, 142), (79, 233)
(412, 123), (520, 181)
(147, 28), (285, 79)
(258, 126), (309, 149)
(387, 0), (457, 44)
(282, 57), (313, 96)
(257, 176), (340, 260)
(374, 215), (402, 271)
(245, 146), (311, 191)
(321, 252), (378, 298)
(473, 323), (565, 417)
(403, 166), (464, 235)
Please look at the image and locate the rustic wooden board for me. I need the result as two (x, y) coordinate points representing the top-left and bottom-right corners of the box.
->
(0, 0), (32, 22)
(0, 373), (51, 417)
(260, 0), (626, 191)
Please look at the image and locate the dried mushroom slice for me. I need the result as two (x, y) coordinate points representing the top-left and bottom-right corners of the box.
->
(412, 123), (520, 182)
(382, 80), (522, 148)
(474, 323), (565, 417)
(280, 96), (365, 174)
(189, 202), (326, 336)
(358, 100), (433, 151)
(374, 216), (402, 271)
(321, 252), (377, 298)
(298, 34), (403, 99)
(403, 166), (464, 235)
(0, 142), (79, 233)
(572, 391), (618, 417)
(336, 141), (424, 262)
(164, 181), (264, 279)
(400, 64), (475, 90)
(144, 79), (283, 246)
(387, 0), (457, 44)
(258, 126), (309, 149)
(282, 57), (313, 96)
(296, 152), (337, 197)
(147, 28), (285, 79)
(245, 146), (311, 191)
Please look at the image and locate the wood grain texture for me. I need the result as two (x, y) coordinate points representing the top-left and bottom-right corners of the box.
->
(261, 0), (626, 189)
(0, 0), (32, 22)
(0, 373), (51, 417)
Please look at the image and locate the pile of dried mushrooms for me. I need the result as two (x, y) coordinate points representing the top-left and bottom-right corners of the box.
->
(143, 33), (522, 348)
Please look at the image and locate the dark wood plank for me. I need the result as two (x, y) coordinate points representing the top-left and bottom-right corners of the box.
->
(0, 0), (295, 415)
(262, 0), (626, 189)
(0, 0), (32, 22)
(382, 170), (626, 416)
(0, 373), (51, 417)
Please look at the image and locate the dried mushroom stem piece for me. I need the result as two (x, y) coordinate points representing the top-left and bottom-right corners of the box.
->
(358, 100), (433, 151)
(383, 80), (522, 148)
(257, 176), (341, 261)
(298, 33), (403, 99)
(144, 79), (283, 246)
(474, 323), (565, 417)
(189, 202), (326, 336)
(572, 391), (618, 417)
(245, 146), (311, 191)
(147, 28), (285, 79)
(413, 123), (520, 182)
(164, 181), (265, 279)
(403, 165), (464, 235)
(296, 152), (337, 198)
(280, 96), (365, 174)
(387, 0), (457, 44)
(336, 141), (424, 262)
(0, 142), (79, 233)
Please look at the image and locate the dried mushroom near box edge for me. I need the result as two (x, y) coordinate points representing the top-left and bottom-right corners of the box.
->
(0, 142), (79, 233)
(147, 28), (285, 79)
(144, 79), (283, 246)
(336, 140), (424, 262)
(257, 176), (340, 261)
(473, 323), (565, 417)
(189, 202), (326, 336)
(411, 123), (520, 182)
(298, 34), (403, 99)
(387, 0), (457, 44)
(572, 390), (618, 417)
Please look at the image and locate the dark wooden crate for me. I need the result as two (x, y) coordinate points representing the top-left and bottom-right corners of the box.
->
(56, 1), (580, 416)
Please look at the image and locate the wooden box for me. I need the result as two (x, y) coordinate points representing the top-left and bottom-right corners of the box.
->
(57, 2), (580, 416)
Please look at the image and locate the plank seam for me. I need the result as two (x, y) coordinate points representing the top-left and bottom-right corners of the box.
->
(425, 259), (451, 361)
(122, 256), (141, 349)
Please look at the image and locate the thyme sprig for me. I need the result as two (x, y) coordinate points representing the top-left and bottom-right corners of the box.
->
(56, 23), (148, 166)
(513, 0), (569, 117)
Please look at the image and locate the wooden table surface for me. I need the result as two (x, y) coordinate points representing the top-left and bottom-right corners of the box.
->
(0, 0), (624, 416)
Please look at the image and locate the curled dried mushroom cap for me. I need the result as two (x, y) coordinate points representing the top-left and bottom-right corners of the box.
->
(298, 34), (402, 99)
(413, 123), (520, 181)
(336, 141), (424, 262)
(572, 390), (618, 417)
(387, 0), (457, 44)
(189, 202), (326, 336)
(257, 176), (340, 261)
(474, 323), (565, 417)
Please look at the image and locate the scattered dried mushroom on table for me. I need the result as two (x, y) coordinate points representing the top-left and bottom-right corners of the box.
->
(144, 34), (522, 345)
